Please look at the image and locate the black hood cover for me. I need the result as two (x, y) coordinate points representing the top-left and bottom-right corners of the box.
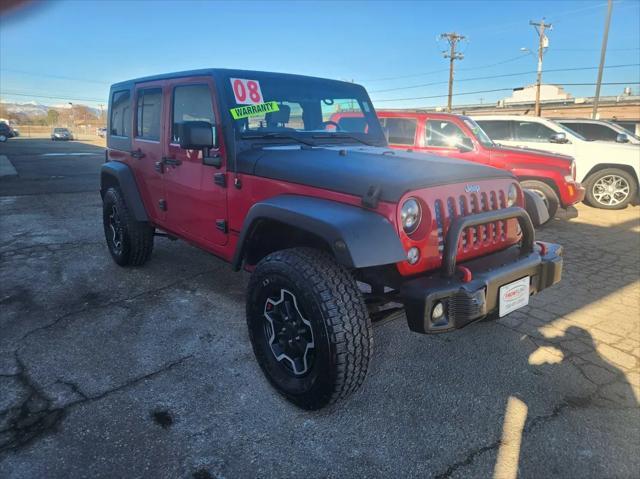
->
(237, 145), (513, 203)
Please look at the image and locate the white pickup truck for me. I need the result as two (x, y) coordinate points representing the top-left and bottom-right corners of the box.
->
(474, 115), (640, 209)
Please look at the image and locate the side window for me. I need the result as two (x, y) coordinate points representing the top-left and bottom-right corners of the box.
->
(579, 123), (619, 141)
(514, 121), (556, 142)
(560, 123), (584, 137)
(135, 88), (162, 141)
(172, 84), (215, 143)
(110, 90), (131, 137)
(476, 120), (511, 141)
(425, 120), (470, 147)
(385, 118), (417, 145)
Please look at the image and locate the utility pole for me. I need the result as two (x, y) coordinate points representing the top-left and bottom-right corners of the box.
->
(529, 19), (552, 116)
(592, 0), (613, 119)
(440, 32), (465, 112)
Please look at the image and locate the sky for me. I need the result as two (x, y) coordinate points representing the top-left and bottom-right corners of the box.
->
(1, 0), (639, 110)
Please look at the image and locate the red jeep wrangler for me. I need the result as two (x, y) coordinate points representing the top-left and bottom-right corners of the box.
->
(102, 69), (563, 409)
(334, 111), (585, 220)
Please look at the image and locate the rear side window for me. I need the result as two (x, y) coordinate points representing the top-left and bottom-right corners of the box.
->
(136, 88), (162, 140)
(475, 120), (512, 141)
(566, 123), (618, 141)
(110, 90), (131, 137)
(383, 117), (417, 145)
(172, 84), (215, 143)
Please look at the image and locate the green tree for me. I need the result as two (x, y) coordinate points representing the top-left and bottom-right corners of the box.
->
(47, 109), (59, 126)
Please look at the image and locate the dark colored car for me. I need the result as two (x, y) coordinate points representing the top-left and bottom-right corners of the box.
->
(102, 69), (563, 409)
(0, 122), (12, 142)
(51, 127), (74, 141)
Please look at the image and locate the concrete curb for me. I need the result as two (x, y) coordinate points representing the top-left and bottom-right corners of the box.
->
(0, 155), (18, 177)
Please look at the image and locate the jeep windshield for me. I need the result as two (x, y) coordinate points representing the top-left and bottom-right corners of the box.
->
(223, 74), (386, 147)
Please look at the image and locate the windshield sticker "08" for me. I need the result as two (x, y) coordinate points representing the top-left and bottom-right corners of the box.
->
(230, 101), (280, 120)
(230, 78), (264, 105)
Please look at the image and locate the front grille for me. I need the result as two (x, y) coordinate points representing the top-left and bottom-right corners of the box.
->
(435, 189), (508, 258)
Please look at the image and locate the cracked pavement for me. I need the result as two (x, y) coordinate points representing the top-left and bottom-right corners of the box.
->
(0, 138), (638, 478)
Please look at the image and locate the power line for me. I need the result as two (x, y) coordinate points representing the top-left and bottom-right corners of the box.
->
(0, 68), (112, 85)
(370, 63), (640, 94)
(371, 81), (640, 103)
(0, 91), (105, 103)
(361, 52), (530, 83)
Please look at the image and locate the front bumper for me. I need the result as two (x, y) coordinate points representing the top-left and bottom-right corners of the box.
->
(400, 242), (562, 333)
(397, 206), (563, 334)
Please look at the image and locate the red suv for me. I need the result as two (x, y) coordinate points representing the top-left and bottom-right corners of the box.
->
(335, 111), (584, 220)
(102, 69), (563, 409)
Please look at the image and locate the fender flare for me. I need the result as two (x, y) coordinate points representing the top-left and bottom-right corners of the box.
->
(232, 194), (406, 271)
(100, 161), (148, 222)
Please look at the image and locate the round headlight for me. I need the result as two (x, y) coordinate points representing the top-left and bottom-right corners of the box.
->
(401, 198), (421, 234)
(507, 183), (518, 207)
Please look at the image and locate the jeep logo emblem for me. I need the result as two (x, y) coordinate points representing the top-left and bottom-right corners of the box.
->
(465, 184), (480, 193)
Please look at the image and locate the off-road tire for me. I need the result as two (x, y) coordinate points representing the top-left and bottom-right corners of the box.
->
(520, 180), (559, 221)
(584, 168), (637, 210)
(246, 248), (373, 410)
(102, 187), (154, 266)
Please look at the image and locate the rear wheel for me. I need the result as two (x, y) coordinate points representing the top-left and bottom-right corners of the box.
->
(0, 135), (7, 142)
(102, 187), (154, 266)
(520, 180), (559, 220)
(584, 168), (637, 209)
(246, 248), (372, 410)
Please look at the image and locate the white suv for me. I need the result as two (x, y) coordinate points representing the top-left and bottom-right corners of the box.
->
(474, 115), (640, 209)
(556, 119), (640, 145)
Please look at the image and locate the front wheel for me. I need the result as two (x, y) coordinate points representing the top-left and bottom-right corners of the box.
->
(584, 168), (637, 210)
(246, 248), (373, 410)
(520, 180), (559, 221)
(0, 134), (7, 142)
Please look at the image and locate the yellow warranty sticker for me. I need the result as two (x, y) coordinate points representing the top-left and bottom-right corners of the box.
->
(230, 101), (279, 120)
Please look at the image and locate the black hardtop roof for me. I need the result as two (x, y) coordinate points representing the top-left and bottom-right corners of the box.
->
(110, 68), (363, 91)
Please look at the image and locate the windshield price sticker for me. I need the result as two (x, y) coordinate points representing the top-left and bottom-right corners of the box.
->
(230, 78), (264, 105)
(230, 101), (280, 120)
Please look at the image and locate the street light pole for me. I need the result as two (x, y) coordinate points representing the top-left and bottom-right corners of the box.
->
(592, 0), (614, 119)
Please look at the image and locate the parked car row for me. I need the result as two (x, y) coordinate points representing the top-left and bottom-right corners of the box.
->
(474, 116), (639, 210)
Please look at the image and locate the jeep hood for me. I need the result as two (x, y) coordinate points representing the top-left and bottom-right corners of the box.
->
(237, 145), (513, 203)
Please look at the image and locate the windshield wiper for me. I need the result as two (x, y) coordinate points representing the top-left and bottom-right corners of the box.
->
(242, 132), (316, 146)
(311, 133), (374, 147)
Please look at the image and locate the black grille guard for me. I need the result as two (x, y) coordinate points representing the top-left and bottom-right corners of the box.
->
(441, 207), (535, 278)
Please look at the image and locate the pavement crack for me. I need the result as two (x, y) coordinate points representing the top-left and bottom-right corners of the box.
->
(0, 353), (194, 455)
(19, 270), (213, 342)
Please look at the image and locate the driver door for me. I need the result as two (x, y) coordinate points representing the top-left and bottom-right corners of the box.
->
(162, 77), (228, 247)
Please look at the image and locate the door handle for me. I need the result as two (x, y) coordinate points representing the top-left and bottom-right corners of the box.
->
(162, 156), (182, 166)
(131, 149), (145, 159)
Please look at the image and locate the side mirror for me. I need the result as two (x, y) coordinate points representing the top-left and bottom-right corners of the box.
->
(178, 121), (216, 149)
(616, 133), (629, 143)
(457, 137), (474, 152)
(549, 132), (568, 144)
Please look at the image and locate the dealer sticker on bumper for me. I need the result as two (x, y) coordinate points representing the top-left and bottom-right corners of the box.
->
(499, 276), (530, 317)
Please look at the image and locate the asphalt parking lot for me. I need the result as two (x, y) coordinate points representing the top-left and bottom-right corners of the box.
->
(1, 137), (638, 478)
